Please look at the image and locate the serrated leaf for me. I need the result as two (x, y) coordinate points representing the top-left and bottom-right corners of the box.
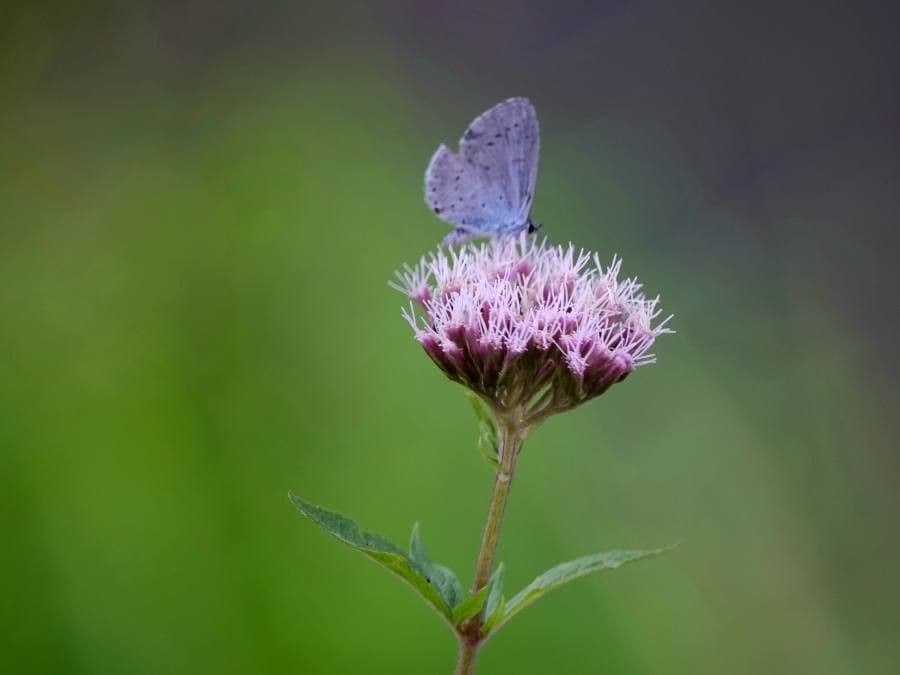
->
(452, 585), (489, 626)
(289, 493), (455, 627)
(409, 522), (464, 611)
(488, 547), (671, 636)
(480, 562), (505, 635)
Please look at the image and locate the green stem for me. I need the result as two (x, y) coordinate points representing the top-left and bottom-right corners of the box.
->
(454, 637), (480, 675)
(470, 426), (522, 591)
(454, 422), (525, 675)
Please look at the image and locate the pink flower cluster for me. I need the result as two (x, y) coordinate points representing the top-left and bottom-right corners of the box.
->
(392, 235), (672, 423)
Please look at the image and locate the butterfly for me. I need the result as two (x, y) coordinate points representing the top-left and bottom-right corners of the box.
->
(424, 97), (541, 246)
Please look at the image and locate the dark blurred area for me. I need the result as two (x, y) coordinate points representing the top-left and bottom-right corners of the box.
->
(2, 2), (898, 674)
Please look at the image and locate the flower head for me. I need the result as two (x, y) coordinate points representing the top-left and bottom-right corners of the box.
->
(392, 234), (672, 425)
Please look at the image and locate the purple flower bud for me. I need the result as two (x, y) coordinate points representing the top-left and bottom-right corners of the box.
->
(514, 258), (534, 279)
(410, 285), (431, 304)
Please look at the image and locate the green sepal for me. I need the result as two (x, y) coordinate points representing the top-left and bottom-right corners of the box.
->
(480, 562), (505, 635)
(466, 393), (499, 466)
(478, 436), (501, 468)
(289, 493), (456, 628)
(488, 547), (672, 637)
(466, 392), (497, 432)
(451, 585), (489, 626)
(409, 522), (464, 611)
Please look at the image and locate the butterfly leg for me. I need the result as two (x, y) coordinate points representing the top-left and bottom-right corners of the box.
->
(442, 228), (479, 247)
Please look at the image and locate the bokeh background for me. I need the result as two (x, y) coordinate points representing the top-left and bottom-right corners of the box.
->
(3, 2), (899, 673)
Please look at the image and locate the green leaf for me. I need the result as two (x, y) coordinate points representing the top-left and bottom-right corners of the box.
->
(289, 493), (455, 627)
(480, 562), (505, 635)
(451, 585), (489, 626)
(409, 522), (464, 611)
(482, 594), (505, 635)
(487, 547), (671, 637)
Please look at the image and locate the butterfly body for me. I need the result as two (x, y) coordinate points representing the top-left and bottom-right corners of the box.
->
(424, 97), (540, 245)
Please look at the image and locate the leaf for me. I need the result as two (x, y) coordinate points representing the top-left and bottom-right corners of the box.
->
(409, 522), (464, 611)
(451, 585), (489, 626)
(482, 594), (505, 635)
(289, 493), (455, 627)
(480, 562), (505, 635)
(486, 547), (671, 637)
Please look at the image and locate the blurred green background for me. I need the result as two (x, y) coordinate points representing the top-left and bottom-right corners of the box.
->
(2, 2), (899, 674)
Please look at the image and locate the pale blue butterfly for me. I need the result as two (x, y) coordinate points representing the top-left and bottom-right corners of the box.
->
(424, 97), (540, 246)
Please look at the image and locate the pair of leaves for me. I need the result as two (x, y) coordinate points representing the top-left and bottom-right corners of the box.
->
(290, 493), (669, 638)
(448, 562), (504, 629)
(290, 494), (462, 629)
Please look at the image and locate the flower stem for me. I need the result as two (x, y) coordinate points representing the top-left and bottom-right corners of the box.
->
(470, 425), (522, 591)
(454, 638), (480, 675)
(454, 421), (525, 675)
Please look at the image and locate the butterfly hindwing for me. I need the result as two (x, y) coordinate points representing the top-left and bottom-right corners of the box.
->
(424, 144), (496, 232)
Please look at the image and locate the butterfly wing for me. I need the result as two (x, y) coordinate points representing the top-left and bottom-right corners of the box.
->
(464, 97), (540, 233)
(424, 97), (540, 238)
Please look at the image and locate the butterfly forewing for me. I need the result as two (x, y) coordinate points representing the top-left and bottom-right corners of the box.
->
(424, 97), (540, 239)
